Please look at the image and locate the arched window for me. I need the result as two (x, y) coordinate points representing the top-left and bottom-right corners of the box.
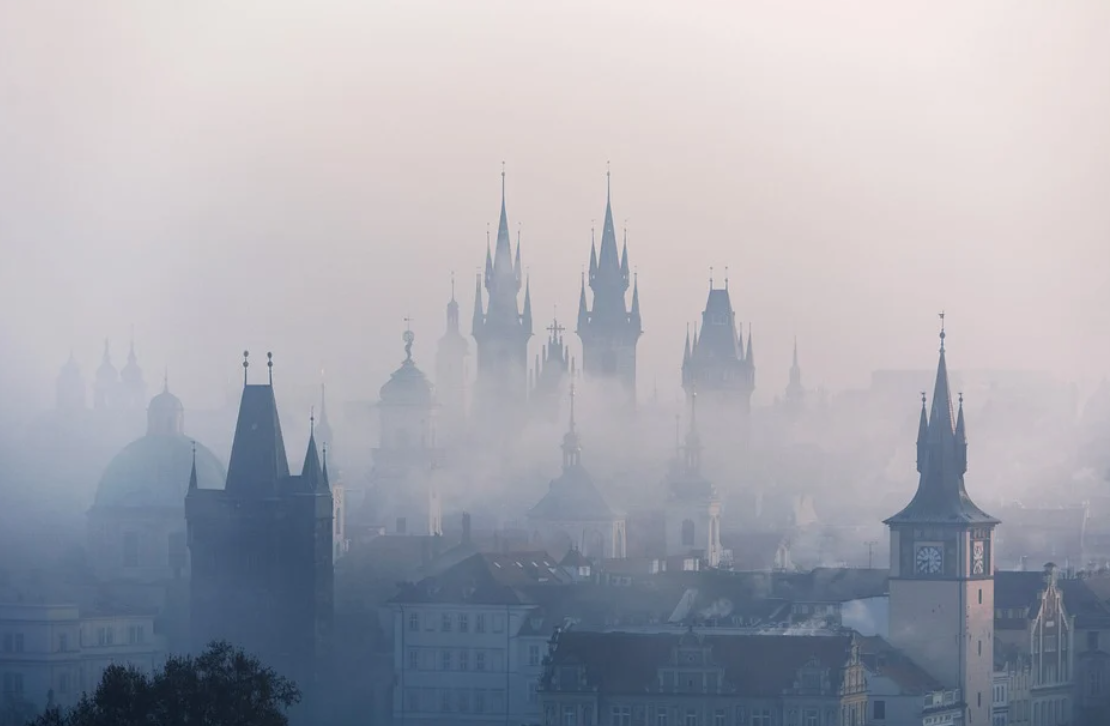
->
(681, 519), (695, 547)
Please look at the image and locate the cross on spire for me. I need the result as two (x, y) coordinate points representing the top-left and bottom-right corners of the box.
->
(939, 311), (946, 351)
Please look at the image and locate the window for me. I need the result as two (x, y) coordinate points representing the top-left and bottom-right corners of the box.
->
(1089, 631), (1100, 651)
(2, 673), (25, 695)
(128, 625), (145, 645)
(476, 614), (486, 633)
(408, 612), (419, 632)
(456, 691), (469, 713)
(978, 640), (982, 656)
(529, 644), (541, 666)
(979, 588), (983, 604)
(441, 651), (451, 670)
(476, 651), (486, 671)
(873, 701), (886, 720)
(684, 709), (697, 726)
(441, 613), (452, 632)
(977, 692), (981, 708)
(612, 706), (631, 726)
(58, 634), (68, 652)
(407, 649), (419, 669)
(804, 710), (818, 726)
(750, 709), (771, 726)
(657, 710), (668, 726)
(97, 627), (111, 646)
(713, 710), (725, 726)
(123, 532), (140, 567)
(475, 691), (485, 714)
(440, 690), (451, 713)
(458, 613), (469, 633)
(565, 706), (578, 726)
(458, 650), (469, 671)
(529, 680), (539, 705)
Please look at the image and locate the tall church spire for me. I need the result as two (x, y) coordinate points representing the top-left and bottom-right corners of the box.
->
(885, 317), (997, 525)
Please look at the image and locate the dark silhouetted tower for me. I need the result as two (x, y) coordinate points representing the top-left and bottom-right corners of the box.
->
(436, 276), (469, 443)
(471, 170), (532, 432)
(681, 282), (754, 416)
(532, 317), (571, 422)
(186, 352), (333, 716)
(576, 172), (641, 408)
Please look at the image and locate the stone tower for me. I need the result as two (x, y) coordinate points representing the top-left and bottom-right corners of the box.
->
(186, 352), (333, 716)
(884, 321), (998, 726)
(664, 391), (722, 567)
(576, 172), (641, 408)
(531, 318), (571, 422)
(471, 171), (532, 433)
(435, 276), (469, 445)
(682, 283), (754, 416)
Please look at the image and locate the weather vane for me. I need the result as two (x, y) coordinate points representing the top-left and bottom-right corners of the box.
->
(402, 318), (415, 362)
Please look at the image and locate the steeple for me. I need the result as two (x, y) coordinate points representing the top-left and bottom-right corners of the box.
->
(446, 272), (460, 332)
(225, 351), (291, 497)
(885, 318), (997, 525)
(301, 412), (324, 492)
(471, 272), (484, 335)
(577, 273), (589, 332)
(522, 276), (533, 336)
(630, 273), (641, 329)
(784, 336), (804, 413)
(561, 381), (581, 469)
(188, 441), (198, 492)
(316, 379), (333, 453)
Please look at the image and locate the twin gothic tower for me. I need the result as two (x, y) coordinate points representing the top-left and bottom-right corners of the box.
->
(460, 170), (643, 434)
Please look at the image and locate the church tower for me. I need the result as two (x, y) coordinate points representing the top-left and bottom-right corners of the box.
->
(436, 276), (469, 444)
(682, 281), (754, 416)
(186, 352), (333, 718)
(782, 337), (805, 417)
(472, 169), (532, 432)
(576, 171), (641, 408)
(531, 317), (571, 422)
(884, 320), (998, 725)
(663, 391), (722, 567)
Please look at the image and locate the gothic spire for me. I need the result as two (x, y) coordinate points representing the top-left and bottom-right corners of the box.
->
(188, 441), (198, 492)
(471, 272), (484, 336)
(522, 276), (533, 335)
(301, 413), (324, 491)
(885, 317), (997, 526)
(630, 273), (641, 329)
(577, 273), (589, 332)
(561, 381), (581, 469)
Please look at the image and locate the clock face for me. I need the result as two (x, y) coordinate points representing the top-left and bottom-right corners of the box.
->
(973, 540), (986, 575)
(915, 545), (943, 574)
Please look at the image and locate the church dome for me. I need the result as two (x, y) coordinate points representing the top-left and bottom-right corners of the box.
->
(380, 330), (433, 406)
(94, 434), (225, 509)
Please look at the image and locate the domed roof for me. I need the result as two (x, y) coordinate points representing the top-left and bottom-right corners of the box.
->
(149, 388), (184, 417)
(94, 434), (225, 509)
(381, 331), (433, 406)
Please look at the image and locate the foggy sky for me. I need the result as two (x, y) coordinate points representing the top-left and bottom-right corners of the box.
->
(2, 0), (1108, 412)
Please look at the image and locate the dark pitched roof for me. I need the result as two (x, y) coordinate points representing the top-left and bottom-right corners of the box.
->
(390, 552), (567, 607)
(225, 384), (290, 496)
(546, 630), (856, 697)
(1059, 578), (1110, 629)
(528, 463), (615, 521)
(858, 635), (943, 694)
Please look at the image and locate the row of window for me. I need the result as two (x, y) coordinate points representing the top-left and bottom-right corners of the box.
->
(2, 626), (146, 654)
(402, 687), (507, 714)
(407, 611), (507, 634)
(547, 703), (810, 726)
(405, 647), (506, 672)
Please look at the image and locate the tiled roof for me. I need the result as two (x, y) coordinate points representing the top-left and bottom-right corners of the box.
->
(858, 635), (942, 693)
(546, 630), (857, 696)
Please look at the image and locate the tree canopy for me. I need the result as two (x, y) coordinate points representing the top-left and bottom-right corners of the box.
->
(26, 641), (300, 726)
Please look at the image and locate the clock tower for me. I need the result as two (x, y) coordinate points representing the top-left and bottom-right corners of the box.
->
(884, 320), (999, 725)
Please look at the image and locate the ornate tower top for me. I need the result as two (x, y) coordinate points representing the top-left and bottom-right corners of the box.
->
(884, 318), (998, 527)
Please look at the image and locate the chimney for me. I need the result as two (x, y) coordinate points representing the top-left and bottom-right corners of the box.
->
(462, 512), (472, 545)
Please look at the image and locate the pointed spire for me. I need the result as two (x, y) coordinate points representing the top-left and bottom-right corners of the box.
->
(321, 443), (331, 492)
(683, 324), (692, 366)
(630, 272), (641, 328)
(492, 163), (513, 277)
(561, 380), (581, 469)
(577, 272), (590, 332)
(188, 441), (198, 492)
(589, 237), (598, 282)
(620, 236), (630, 281)
(745, 325), (754, 365)
(471, 272), (484, 335)
(792, 337), (799, 369)
(301, 412), (324, 491)
(955, 391), (967, 474)
(915, 391), (929, 473)
(598, 166), (620, 277)
(929, 313), (955, 439)
(514, 224), (523, 283)
(522, 276), (533, 335)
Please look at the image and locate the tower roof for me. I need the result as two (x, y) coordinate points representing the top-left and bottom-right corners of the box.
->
(225, 353), (290, 497)
(381, 329), (433, 406)
(885, 321), (998, 527)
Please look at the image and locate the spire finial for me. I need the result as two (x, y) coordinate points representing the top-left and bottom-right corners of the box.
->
(486, 222), (491, 247)
(921, 390), (927, 407)
(709, 266), (714, 289)
(450, 271), (456, 301)
(939, 311), (946, 352)
(591, 219), (595, 245)
(958, 391), (964, 406)
(501, 160), (506, 197)
(402, 321), (415, 363)
(623, 219), (628, 246)
(725, 266), (729, 290)
(266, 352), (273, 384)
(192, 439), (196, 460)
(606, 160), (611, 198)
(242, 350), (249, 385)
(310, 406), (316, 436)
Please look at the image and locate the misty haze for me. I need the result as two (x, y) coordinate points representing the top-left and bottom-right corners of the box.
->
(1, 2), (1109, 726)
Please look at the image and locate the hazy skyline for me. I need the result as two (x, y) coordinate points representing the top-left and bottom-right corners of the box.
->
(2, 0), (1108, 411)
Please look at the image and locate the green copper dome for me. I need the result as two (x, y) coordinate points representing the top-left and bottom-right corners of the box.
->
(94, 434), (226, 509)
